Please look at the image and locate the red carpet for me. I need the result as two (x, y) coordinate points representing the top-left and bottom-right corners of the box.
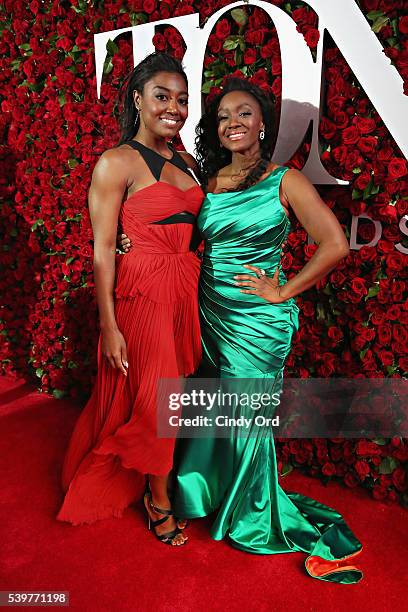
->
(1, 375), (407, 611)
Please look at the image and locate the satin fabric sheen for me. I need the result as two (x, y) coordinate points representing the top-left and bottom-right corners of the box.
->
(173, 168), (363, 583)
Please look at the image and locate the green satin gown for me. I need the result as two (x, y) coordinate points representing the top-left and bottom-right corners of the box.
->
(173, 167), (363, 583)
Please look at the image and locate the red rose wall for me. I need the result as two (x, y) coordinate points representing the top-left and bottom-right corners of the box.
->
(0, 0), (407, 504)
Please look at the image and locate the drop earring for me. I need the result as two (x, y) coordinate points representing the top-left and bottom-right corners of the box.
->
(259, 129), (265, 141)
(134, 106), (140, 125)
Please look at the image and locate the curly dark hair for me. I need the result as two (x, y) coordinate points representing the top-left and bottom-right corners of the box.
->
(195, 78), (276, 192)
(116, 52), (188, 145)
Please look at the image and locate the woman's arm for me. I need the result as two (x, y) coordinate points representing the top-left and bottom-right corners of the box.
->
(278, 169), (349, 299)
(235, 169), (350, 303)
(89, 149), (129, 375)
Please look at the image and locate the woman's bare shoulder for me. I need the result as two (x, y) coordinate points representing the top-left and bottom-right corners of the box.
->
(280, 167), (312, 187)
(99, 144), (142, 164)
(93, 145), (143, 181)
(178, 150), (199, 172)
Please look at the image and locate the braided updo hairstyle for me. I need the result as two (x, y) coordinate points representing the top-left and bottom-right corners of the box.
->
(195, 78), (276, 192)
(116, 52), (188, 145)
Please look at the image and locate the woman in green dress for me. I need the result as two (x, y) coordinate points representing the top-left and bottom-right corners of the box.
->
(172, 78), (363, 583)
(120, 77), (363, 582)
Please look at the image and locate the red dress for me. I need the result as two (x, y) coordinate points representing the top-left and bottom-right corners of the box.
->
(57, 143), (204, 525)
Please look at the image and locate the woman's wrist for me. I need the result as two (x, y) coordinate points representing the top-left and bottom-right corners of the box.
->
(277, 282), (293, 301)
(100, 320), (119, 332)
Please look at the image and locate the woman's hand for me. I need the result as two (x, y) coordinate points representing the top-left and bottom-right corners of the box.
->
(101, 327), (128, 376)
(118, 233), (132, 253)
(234, 264), (287, 304)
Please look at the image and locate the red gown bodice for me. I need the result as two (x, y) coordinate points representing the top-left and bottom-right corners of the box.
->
(115, 182), (204, 303)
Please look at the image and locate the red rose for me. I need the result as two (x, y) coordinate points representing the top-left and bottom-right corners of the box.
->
(271, 56), (282, 76)
(174, 4), (194, 16)
(330, 445), (343, 461)
(245, 29), (265, 46)
(56, 37), (72, 52)
(360, 348), (377, 370)
(357, 222), (376, 243)
(362, 0), (379, 10)
(330, 111), (348, 129)
(207, 34), (222, 54)
(248, 8), (269, 29)
(399, 357), (408, 372)
(376, 350), (394, 366)
(153, 33), (166, 51)
(319, 117), (337, 140)
(391, 437), (402, 448)
(386, 305), (402, 321)
(354, 171), (371, 191)
(260, 39), (279, 59)
(354, 460), (370, 481)
(342, 126), (360, 145)
(357, 136), (377, 154)
(244, 48), (257, 65)
(377, 324), (392, 346)
(399, 15), (408, 34)
(388, 158), (408, 179)
(250, 68), (268, 87)
(354, 323), (375, 347)
(356, 440), (383, 455)
(322, 462), (336, 476)
(327, 326), (343, 342)
(354, 117), (376, 134)
(344, 472), (358, 487)
(377, 145), (393, 161)
(294, 450), (308, 464)
(350, 278), (368, 300)
(391, 280), (405, 302)
(165, 28), (183, 50)
(392, 467), (406, 491)
(344, 150), (364, 172)
(331, 145), (348, 164)
(215, 19), (230, 40)
(358, 246), (377, 262)
(159, 3), (171, 18)
(302, 301), (315, 317)
(304, 244), (318, 259)
(316, 444), (328, 461)
(396, 199), (408, 216)
(143, 0), (157, 14)
(377, 239), (394, 254)
(386, 252), (405, 273)
(330, 270), (346, 287)
(292, 7), (310, 24)
(304, 28), (320, 48)
(392, 324), (408, 344)
(318, 353), (336, 377)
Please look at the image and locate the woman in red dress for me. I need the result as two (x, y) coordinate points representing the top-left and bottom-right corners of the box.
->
(57, 53), (204, 545)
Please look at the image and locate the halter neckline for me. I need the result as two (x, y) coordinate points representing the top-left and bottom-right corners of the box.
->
(128, 139), (175, 161)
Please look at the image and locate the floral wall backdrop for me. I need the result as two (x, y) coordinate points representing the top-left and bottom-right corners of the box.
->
(0, 0), (407, 504)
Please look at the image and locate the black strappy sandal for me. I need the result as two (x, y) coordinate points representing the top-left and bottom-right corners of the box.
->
(145, 481), (189, 531)
(143, 491), (188, 546)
